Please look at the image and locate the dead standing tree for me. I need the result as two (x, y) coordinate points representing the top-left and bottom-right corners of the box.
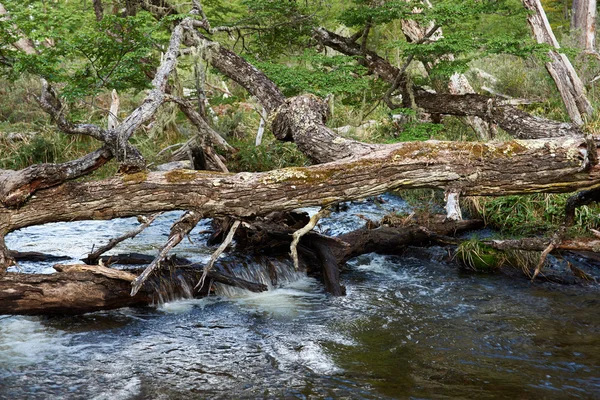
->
(1, 2), (600, 314)
(571, 0), (598, 55)
(522, 0), (593, 125)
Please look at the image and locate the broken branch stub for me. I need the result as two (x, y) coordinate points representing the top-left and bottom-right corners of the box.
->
(290, 207), (331, 271)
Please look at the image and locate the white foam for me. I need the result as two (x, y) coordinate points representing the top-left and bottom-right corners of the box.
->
(0, 317), (70, 366)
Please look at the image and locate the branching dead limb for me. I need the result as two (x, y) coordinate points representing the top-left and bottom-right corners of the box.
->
(130, 211), (202, 296)
(312, 28), (583, 139)
(196, 219), (241, 289)
(84, 213), (163, 265)
(290, 207), (331, 271)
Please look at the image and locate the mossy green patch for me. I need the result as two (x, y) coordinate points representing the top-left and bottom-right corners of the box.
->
(122, 171), (148, 184)
(165, 169), (200, 183)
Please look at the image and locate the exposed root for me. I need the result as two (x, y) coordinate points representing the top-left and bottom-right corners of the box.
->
(85, 213), (162, 265)
(130, 211), (202, 296)
(196, 219), (240, 290)
(290, 207), (331, 271)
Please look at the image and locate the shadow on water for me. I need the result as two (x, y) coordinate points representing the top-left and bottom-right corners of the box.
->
(1, 200), (600, 399)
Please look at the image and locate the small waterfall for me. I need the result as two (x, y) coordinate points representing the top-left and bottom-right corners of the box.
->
(150, 270), (197, 305)
(214, 257), (305, 297)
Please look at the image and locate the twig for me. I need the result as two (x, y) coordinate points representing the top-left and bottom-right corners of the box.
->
(531, 238), (559, 282)
(86, 213), (162, 265)
(290, 207), (331, 271)
(196, 219), (241, 290)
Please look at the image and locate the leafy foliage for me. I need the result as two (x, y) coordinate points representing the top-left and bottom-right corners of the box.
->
(255, 49), (377, 100)
(0, 1), (163, 99)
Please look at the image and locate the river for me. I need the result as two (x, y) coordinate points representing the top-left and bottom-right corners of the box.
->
(1, 197), (599, 399)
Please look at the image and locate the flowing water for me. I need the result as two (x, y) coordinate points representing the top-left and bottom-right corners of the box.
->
(1, 196), (599, 399)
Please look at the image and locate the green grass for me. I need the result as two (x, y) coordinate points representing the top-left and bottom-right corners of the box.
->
(467, 194), (600, 237)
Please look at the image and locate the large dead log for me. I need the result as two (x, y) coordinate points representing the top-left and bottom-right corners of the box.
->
(0, 270), (155, 315)
(312, 28), (583, 139)
(0, 137), (597, 239)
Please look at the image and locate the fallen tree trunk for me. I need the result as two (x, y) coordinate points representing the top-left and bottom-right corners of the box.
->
(1, 137), (596, 239)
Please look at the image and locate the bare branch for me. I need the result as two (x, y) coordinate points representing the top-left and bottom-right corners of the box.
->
(290, 207), (331, 271)
(130, 211), (202, 296)
(85, 213), (163, 265)
(196, 219), (241, 290)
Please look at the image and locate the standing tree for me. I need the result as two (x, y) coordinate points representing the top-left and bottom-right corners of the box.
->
(571, 0), (597, 54)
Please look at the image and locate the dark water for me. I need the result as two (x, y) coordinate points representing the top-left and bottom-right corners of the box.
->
(1, 198), (599, 399)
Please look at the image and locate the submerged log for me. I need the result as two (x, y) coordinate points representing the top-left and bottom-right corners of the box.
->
(0, 259), (267, 315)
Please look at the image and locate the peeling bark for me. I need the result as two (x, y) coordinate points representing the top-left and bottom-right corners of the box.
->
(571, 0), (597, 52)
(522, 0), (593, 125)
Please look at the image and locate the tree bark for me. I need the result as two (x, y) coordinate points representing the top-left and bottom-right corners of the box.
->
(522, 0), (593, 125)
(0, 136), (596, 239)
(0, 234), (14, 275)
(92, 0), (104, 22)
(571, 0), (597, 52)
